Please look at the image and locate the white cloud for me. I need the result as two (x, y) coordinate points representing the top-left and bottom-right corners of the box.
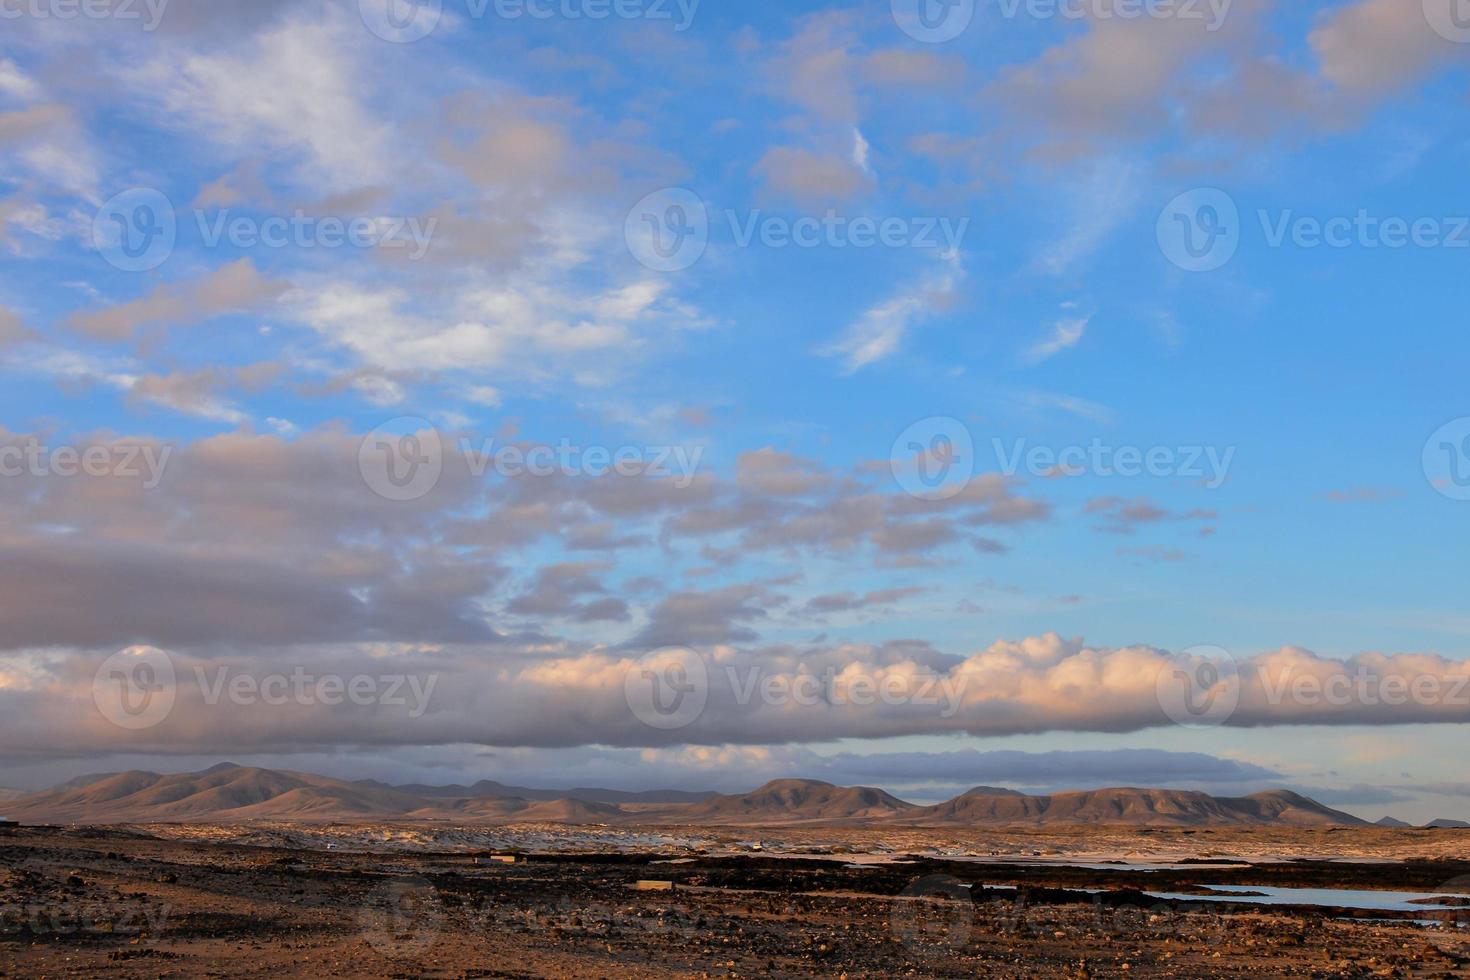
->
(0, 59), (40, 102)
(9, 633), (1470, 756)
(851, 126), (871, 174)
(821, 251), (963, 373)
(128, 10), (388, 189)
(1022, 313), (1090, 364)
(293, 274), (678, 382)
(1310, 0), (1463, 97)
(463, 385), (503, 408)
(1032, 158), (1141, 276)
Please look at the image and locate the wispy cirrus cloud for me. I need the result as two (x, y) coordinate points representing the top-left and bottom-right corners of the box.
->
(820, 250), (963, 373)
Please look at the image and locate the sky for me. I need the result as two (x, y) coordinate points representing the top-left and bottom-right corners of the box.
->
(1, 0), (1469, 823)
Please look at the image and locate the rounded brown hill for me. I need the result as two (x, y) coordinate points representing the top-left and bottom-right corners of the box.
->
(887, 787), (1366, 828)
(665, 779), (918, 826)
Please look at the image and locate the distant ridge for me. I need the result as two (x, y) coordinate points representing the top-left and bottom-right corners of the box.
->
(1426, 818), (1470, 829)
(1374, 816), (1412, 828)
(1, 766), (1388, 829)
(886, 786), (1367, 828)
(655, 779), (918, 826)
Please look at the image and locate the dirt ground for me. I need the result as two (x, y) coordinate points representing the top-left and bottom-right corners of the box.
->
(3, 824), (1470, 978)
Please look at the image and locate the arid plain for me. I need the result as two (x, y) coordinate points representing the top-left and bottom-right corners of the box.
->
(4, 766), (1470, 977)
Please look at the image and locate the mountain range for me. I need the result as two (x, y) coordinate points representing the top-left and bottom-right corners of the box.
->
(0, 764), (1420, 829)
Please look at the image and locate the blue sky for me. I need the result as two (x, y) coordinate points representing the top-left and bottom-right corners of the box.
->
(2, 0), (1469, 822)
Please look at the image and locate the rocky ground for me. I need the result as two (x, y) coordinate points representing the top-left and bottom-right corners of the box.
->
(2, 824), (1469, 977)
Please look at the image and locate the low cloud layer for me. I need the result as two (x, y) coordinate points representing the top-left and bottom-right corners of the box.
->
(4, 633), (1470, 761)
